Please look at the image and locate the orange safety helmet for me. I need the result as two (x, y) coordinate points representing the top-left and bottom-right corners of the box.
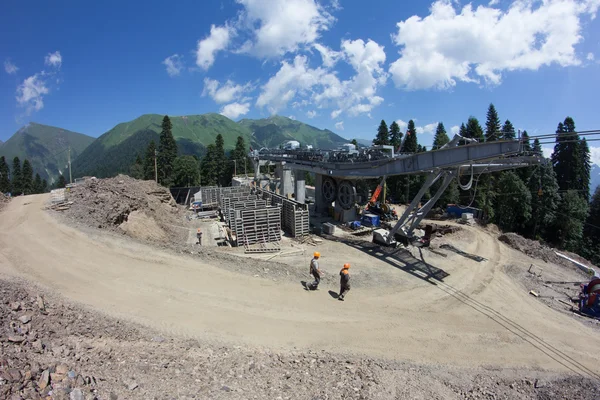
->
(343, 263), (350, 269)
(314, 252), (321, 258)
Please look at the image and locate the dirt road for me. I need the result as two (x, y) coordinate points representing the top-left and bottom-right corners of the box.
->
(1, 194), (599, 379)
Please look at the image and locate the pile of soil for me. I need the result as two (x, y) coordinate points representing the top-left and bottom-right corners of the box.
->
(65, 175), (184, 243)
(0, 193), (9, 212)
(2, 278), (598, 400)
(499, 232), (596, 269)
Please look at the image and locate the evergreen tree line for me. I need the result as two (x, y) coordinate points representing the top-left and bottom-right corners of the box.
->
(0, 156), (49, 195)
(130, 115), (253, 188)
(363, 104), (598, 263)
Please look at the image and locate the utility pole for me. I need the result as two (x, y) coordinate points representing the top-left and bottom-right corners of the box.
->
(68, 146), (72, 184)
(154, 149), (158, 183)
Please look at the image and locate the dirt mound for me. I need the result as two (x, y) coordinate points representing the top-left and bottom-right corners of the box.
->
(499, 232), (596, 270)
(66, 175), (182, 243)
(0, 193), (9, 211)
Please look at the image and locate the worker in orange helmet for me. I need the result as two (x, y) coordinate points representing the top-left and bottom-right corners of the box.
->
(338, 263), (351, 301)
(307, 252), (322, 291)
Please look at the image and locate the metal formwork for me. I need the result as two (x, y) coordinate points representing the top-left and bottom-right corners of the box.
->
(235, 207), (282, 245)
(254, 187), (310, 237)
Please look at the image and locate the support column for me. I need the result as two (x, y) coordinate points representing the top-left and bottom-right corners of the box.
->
(314, 173), (329, 215)
(279, 163), (293, 198)
(294, 170), (306, 204)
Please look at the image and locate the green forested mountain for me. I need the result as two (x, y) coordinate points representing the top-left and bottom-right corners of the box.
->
(240, 115), (347, 149)
(72, 113), (348, 178)
(0, 123), (94, 184)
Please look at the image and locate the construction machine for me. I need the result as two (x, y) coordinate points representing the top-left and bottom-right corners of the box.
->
(364, 176), (398, 222)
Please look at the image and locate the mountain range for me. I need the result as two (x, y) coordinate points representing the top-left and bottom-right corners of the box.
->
(0, 123), (95, 184)
(2, 114), (348, 181)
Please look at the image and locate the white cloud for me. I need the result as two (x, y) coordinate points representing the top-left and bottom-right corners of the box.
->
(237, 0), (335, 57)
(44, 51), (62, 68)
(489, 0), (500, 5)
(16, 74), (49, 114)
(587, 52), (595, 61)
(162, 54), (184, 77)
(335, 121), (344, 131)
(389, 0), (599, 90)
(220, 102), (250, 119)
(256, 39), (387, 118)
(203, 78), (252, 104)
(4, 59), (18, 74)
(196, 24), (234, 70)
(306, 110), (317, 118)
(590, 146), (600, 165)
(395, 119), (408, 131)
(451, 125), (460, 135)
(416, 122), (438, 135)
(542, 146), (554, 159)
(289, 115), (296, 120)
(313, 43), (341, 67)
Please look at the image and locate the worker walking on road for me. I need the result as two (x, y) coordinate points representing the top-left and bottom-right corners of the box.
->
(307, 252), (322, 290)
(339, 263), (351, 301)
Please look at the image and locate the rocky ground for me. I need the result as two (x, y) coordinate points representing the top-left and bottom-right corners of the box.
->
(1, 278), (599, 400)
(0, 192), (9, 211)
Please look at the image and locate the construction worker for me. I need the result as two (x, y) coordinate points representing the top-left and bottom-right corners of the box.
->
(197, 228), (203, 245)
(307, 252), (322, 290)
(339, 263), (351, 301)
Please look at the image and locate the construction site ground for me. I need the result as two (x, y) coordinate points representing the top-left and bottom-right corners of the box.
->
(1, 193), (600, 399)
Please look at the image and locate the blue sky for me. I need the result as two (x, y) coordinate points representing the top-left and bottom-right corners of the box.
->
(1, 0), (599, 163)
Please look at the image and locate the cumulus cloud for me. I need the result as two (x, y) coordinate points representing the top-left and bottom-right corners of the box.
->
(16, 74), (49, 114)
(587, 52), (595, 61)
(203, 78), (253, 104)
(389, 0), (599, 90)
(396, 119), (408, 131)
(196, 24), (234, 70)
(4, 59), (18, 74)
(590, 146), (600, 165)
(237, 0), (334, 57)
(416, 122), (438, 135)
(542, 146), (554, 159)
(451, 125), (460, 135)
(163, 54), (184, 76)
(220, 102), (251, 119)
(44, 51), (62, 68)
(256, 39), (387, 118)
(335, 121), (344, 131)
(313, 43), (341, 67)
(306, 110), (317, 118)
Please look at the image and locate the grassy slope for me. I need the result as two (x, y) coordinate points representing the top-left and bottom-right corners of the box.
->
(239, 115), (347, 149)
(0, 123), (94, 183)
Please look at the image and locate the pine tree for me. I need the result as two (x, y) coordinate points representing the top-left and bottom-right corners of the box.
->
(214, 134), (228, 186)
(144, 140), (157, 181)
(21, 159), (34, 195)
(200, 144), (218, 186)
(173, 156), (200, 187)
(432, 123), (450, 150)
(0, 156), (10, 193)
(551, 190), (588, 252)
(552, 117), (585, 196)
(401, 120), (418, 153)
(157, 115), (177, 186)
(41, 179), (48, 193)
(485, 104), (501, 141)
(525, 161), (560, 240)
(532, 138), (542, 154)
(494, 171), (532, 232)
(502, 120), (516, 140)
(11, 157), (22, 195)
(350, 139), (358, 147)
(57, 175), (67, 189)
(465, 117), (484, 141)
(583, 186), (600, 264)
(459, 123), (467, 137)
(579, 138), (591, 202)
(229, 136), (251, 180)
(389, 121), (403, 150)
(33, 173), (42, 194)
(521, 131), (532, 152)
(373, 120), (389, 146)
(129, 155), (144, 180)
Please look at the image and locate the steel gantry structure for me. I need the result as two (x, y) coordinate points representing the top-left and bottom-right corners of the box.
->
(252, 135), (540, 243)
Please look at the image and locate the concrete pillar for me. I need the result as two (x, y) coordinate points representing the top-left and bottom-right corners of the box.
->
(314, 173), (330, 215)
(281, 168), (293, 198)
(294, 170), (306, 204)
